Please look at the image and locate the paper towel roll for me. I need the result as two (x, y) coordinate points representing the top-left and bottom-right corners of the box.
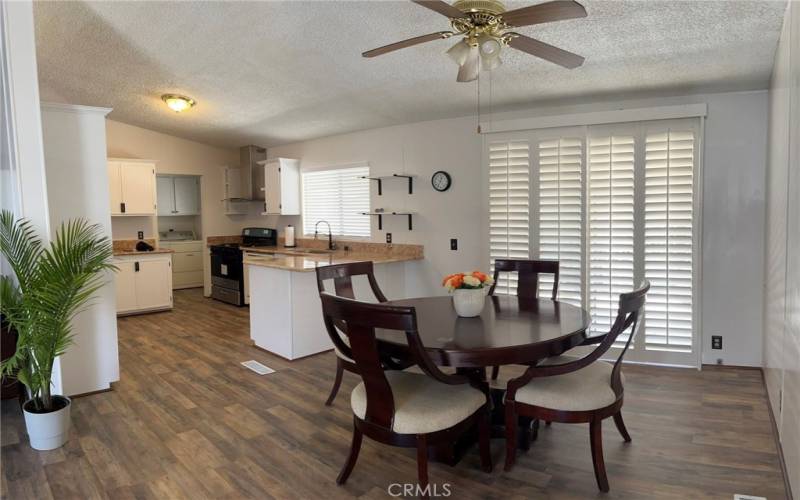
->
(284, 225), (296, 247)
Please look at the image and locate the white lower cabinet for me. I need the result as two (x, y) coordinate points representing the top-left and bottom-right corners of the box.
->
(114, 254), (173, 315)
(159, 240), (203, 289)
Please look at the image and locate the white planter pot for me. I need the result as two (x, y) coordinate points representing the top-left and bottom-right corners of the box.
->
(23, 396), (71, 450)
(452, 288), (487, 318)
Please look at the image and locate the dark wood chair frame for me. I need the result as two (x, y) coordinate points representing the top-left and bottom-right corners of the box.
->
(315, 262), (389, 406)
(319, 292), (492, 497)
(503, 281), (650, 492)
(489, 259), (560, 380)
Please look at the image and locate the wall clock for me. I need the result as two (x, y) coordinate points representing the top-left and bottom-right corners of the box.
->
(431, 171), (452, 192)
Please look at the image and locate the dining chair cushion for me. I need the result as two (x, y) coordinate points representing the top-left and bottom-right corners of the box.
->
(514, 356), (623, 412)
(350, 371), (486, 434)
(334, 347), (354, 364)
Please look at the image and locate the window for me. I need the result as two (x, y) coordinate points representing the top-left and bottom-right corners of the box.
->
(486, 119), (699, 365)
(302, 165), (370, 238)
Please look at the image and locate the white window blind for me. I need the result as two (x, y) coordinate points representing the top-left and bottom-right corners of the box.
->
(644, 130), (694, 352)
(588, 135), (635, 339)
(302, 166), (370, 238)
(538, 138), (583, 306)
(489, 140), (530, 294)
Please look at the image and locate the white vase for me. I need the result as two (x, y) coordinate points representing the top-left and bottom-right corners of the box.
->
(452, 288), (487, 317)
(23, 395), (71, 450)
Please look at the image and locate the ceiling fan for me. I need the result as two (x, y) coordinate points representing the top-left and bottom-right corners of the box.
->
(362, 0), (587, 82)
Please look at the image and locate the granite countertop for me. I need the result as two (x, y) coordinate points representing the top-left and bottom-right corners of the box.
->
(242, 247), (421, 272)
(113, 248), (175, 256)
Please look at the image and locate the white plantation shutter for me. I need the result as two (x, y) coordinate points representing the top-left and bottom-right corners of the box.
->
(588, 135), (635, 339)
(537, 138), (583, 306)
(644, 130), (695, 352)
(489, 140), (530, 294)
(302, 166), (370, 238)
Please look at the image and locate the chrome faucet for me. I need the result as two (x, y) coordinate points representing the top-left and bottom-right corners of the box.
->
(314, 220), (336, 251)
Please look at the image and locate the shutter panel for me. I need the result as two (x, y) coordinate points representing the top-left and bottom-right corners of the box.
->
(588, 135), (635, 339)
(644, 130), (694, 352)
(489, 140), (530, 294)
(538, 138), (583, 306)
(302, 166), (370, 238)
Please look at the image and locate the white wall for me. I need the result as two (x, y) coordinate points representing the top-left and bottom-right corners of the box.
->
(270, 90), (769, 367)
(40, 103), (119, 396)
(764, 1), (800, 495)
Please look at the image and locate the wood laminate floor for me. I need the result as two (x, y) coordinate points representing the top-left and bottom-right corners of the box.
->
(1, 289), (788, 499)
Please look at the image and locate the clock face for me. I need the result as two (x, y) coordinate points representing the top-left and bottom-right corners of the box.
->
(431, 171), (451, 192)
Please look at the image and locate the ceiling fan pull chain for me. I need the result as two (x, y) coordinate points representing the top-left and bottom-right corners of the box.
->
(477, 72), (481, 134)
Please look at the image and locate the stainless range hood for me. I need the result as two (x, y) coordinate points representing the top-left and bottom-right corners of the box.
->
(226, 145), (267, 201)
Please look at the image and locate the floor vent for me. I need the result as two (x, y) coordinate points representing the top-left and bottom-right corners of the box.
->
(734, 495), (767, 500)
(241, 360), (275, 375)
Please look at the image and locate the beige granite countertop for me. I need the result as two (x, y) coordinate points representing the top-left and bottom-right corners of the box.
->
(113, 248), (175, 256)
(243, 248), (421, 272)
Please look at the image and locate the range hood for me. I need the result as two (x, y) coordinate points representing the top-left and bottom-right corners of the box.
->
(226, 145), (267, 201)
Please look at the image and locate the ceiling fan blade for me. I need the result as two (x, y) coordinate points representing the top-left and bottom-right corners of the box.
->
(501, 0), (587, 27)
(410, 0), (467, 19)
(507, 34), (584, 68)
(362, 31), (453, 58)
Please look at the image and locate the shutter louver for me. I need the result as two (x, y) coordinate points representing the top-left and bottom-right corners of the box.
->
(644, 130), (694, 352)
(302, 166), (371, 238)
(588, 136), (635, 340)
(489, 140), (530, 294)
(538, 138), (582, 306)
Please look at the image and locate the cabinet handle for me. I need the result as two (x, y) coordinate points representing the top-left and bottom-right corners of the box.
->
(121, 202), (126, 213)
(134, 262), (139, 272)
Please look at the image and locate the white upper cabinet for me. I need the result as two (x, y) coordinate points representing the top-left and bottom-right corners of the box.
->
(260, 158), (300, 215)
(108, 160), (156, 215)
(157, 175), (200, 216)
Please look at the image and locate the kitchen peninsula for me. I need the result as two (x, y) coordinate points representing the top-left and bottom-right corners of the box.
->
(245, 241), (423, 360)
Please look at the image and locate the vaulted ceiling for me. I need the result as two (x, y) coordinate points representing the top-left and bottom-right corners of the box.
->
(33, 1), (786, 147)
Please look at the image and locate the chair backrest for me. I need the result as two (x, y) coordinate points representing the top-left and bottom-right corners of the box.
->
(320, 292), (444, 430)
(489, 259), (559, 300)
(315, 261), (388, 302)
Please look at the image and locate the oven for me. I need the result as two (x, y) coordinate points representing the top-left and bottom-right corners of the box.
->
(209, 228), (276, 306)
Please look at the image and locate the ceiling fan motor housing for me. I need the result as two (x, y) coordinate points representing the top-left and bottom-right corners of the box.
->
(452, 0), (506, 16)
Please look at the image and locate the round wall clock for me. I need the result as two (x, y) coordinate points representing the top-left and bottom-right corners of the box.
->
(431, 171), (452, 192)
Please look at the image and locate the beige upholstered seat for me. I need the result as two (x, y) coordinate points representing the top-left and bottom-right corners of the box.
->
(351, 371), (486, 434)
(514, 355), (623, 412)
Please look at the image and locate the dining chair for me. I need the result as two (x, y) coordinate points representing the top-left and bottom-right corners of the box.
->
(319, 292), (492, 496)
(316, 262), (389, 406)
(502, 281), (650, 492)
(488, 259), (560, 380)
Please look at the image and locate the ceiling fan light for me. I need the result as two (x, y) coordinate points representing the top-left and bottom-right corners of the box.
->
(446, 40), (471, 66)
(481, 53), (502, 71)
(456, 45), (480, 82)
(478, 36), (502, 58)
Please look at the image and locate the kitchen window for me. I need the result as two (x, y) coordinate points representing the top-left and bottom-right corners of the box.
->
(302, 165), (371, 238)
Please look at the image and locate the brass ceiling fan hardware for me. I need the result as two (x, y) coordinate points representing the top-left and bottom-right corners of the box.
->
(362, 0), (587, 82)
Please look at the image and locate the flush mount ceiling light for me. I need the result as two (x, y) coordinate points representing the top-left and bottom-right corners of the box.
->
(161, 94), (196, 113)
(362, 0), (588, 82)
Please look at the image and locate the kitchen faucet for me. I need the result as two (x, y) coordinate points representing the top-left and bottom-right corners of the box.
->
(314, 220), (337, 251)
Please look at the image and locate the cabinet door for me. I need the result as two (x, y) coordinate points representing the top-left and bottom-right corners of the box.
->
(174, 176), (199, 215)
(134, 258), (172, 310)
(114, 260), (138, 313)
(156, 176), (176, 215)
(108, 162), (124, 215)
(120, 163), (156, 215)
(279, 159), (300, 215)
(263, 162), (282, 215)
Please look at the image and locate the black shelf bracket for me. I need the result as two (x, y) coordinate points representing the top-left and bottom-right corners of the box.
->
(392, 174), (414, 195)
(360, 212), (414, 231)
(361, 174), (414, 196)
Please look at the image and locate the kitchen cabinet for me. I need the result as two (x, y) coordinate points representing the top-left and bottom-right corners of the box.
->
(108, 159), (157, 216)
(157, 175), (200, 216)
(113, 253), (173, 315)
(259, 158), (300, 215)
(160, 240), (203, 289)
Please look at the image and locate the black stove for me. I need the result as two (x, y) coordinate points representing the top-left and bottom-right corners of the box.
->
(210, 227), (277, 306)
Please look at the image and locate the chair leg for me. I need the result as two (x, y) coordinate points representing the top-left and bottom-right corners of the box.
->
(416, 435), (429, 499)
(589, 419), (609, 492)
(504, 404), (517, 472)
(613, 411), (632, 442)
(325, 358), (345, 406)
(336, 421), (362, 485)
(478, 408), (493, 473)
(491, 365), (500, 380)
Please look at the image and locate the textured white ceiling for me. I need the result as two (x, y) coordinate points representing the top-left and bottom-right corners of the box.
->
(33, 1), (786, 147)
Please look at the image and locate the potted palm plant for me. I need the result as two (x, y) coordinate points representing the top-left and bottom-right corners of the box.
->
(0, 210), (115, 450)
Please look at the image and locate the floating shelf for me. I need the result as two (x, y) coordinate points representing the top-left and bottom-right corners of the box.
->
(361, 211), (415, 231)
(360, 174), (415, 195)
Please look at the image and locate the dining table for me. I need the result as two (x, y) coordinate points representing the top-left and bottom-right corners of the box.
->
(374, 294), (592, 465)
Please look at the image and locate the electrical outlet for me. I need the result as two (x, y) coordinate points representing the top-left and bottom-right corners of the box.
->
(711, 335), (722, 350)
(137, 231), (144, 240)
(386, 233), (392, 244)
(450, 238), (458, 250)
